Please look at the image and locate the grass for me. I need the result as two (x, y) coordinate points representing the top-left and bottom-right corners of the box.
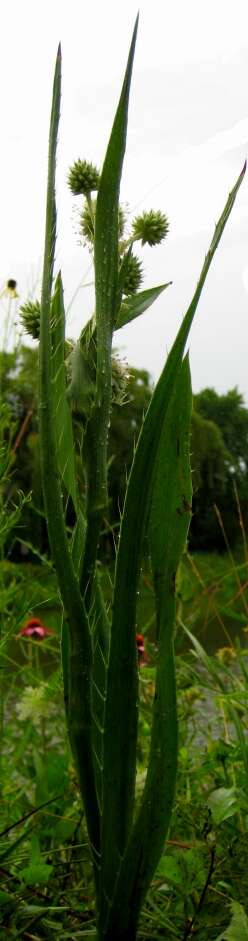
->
(0, 548), (248, 938)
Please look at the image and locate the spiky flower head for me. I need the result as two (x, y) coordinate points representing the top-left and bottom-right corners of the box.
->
(68, 159), (100, 196)
(132, 210), (169, 246)
(111, 354), (129, 406)
(80, 199), (126, 245)
(80, 199), (96, 244)
(121, 252), (143, 295)
(19, 300), (40, 340)
(16, 683), (51, 726)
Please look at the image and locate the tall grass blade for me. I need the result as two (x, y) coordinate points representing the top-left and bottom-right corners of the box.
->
(50, 273), (86, 576)
(102, 356), (192, 938)
(100, 162), (246, 935)
(50, 273), (80, 515)
(39, 46), (100, 869)
(94, 13), (139, 353)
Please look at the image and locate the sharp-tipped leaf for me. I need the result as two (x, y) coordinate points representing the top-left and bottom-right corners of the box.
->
(100, 162), (246, 933)
(51, 273), (80, 515)
(94, 14), (139, 393)
(149, 354), (192, 628)
(39, 47), (100, 867)
(79, 16), (139, 615)
(50, 276), (88, 576)
(115, 282), (172, 330)
(103, 356), (192, 938)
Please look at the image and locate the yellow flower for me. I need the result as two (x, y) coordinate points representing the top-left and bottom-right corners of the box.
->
(216, 646), (236, 664)
(0, 279), (19, 299)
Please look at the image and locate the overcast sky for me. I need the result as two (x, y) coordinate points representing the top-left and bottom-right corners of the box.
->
(1, 0), (248, 401)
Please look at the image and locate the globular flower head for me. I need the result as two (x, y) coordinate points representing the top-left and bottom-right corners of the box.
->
(80, 199), (96, 244)
(16, 683), (51, 724)
(18, 617), (54, 640)
(216, 645), (237, 664)
(132, 210), (169, 246)
(111, 354), (129, 406)
(19, 300), (40, 339)
(80, 199), (126, 245)
(68, 159), (100, 196)
(121, 252), (143, 295)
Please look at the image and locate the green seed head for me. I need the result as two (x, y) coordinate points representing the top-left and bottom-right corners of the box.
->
(80, 199), (126, 245)
(132, 209), (169, 246)
(121, 252), (143, 295)
(111, 354), (129, 406)
(80, 199), (96, 244)
(19, 300), (40, 340)
(68, 159), (100, 196)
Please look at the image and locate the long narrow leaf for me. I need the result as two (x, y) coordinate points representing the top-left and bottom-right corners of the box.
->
(100, 161), (246, 932)
(51, 273), (80, 515)
(39, 47), (100, 868)
(103, 356), (192, 938)
(94, 13), (139, 354)
(50, 275), (86, 577)
(115, 282), (172, 330)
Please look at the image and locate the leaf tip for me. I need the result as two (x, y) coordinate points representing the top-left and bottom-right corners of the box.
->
(133, 11), (140, 40)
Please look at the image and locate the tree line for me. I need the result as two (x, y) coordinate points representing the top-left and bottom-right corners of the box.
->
(1, 344), (248, 558)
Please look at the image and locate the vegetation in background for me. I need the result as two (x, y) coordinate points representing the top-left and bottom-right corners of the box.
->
(2, 342), (248, 560)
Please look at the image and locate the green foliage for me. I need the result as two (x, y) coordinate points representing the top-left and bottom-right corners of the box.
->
(207, 786), (241, 825)
(216, 902), (248, 940)
(191, 410), (228, 492)
(193, 387), (248, 549)
(1, 593), (248, 939)
(194, 387), (248, 475)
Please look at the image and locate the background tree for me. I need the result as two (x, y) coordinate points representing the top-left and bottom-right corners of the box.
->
(193, 387), (248, 549)
(189, 410), (229, 550)
(2, 345), (248, 556)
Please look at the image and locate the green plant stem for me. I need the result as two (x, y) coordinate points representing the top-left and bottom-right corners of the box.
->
(80, 406), (109, 609)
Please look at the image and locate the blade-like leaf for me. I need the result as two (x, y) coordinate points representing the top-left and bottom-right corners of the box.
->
(94, 13), (139, 395)
(50, 276), (87, 577)
(51, 273), (79, 514)
(39, 46), (100, 868)
(100, 161), (246, 933)
(115, 282), (172, 330)
(102, 357), (192, 937)
(149, 353), (192, 626)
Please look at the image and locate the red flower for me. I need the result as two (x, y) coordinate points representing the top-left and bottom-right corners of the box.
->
(18, 618), (54, 640)
(136, 632), (146, 665)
